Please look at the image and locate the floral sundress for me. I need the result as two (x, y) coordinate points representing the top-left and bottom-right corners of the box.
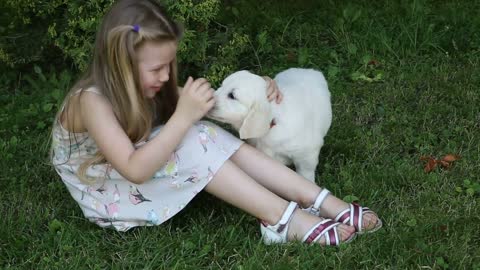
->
(52, 107), (243, 231)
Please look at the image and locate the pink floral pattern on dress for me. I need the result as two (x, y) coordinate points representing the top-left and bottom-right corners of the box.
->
(129, 185), (152, 205)
(52, 120), (243, 231)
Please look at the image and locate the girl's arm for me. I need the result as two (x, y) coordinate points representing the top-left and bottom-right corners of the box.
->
(81, 77), (214, 184)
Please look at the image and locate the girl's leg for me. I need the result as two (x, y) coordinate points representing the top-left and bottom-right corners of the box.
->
(204, 159), (355, 244)
(229, 144), (378, 229)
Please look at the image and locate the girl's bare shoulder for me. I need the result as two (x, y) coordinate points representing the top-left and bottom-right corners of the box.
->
(62, 87), (111, 133)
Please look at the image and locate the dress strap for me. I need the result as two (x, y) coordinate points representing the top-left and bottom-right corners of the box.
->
(58, 87), (101, 114)
(72, 87), (102, 96)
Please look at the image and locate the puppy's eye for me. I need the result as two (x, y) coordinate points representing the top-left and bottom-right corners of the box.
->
(228, 92), (235, 99)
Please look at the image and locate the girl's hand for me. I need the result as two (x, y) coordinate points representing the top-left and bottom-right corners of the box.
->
(263, 76), (283, 104)
(175, 77), (215, 125)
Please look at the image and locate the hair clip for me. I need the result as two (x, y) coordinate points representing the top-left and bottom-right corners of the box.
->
(132, 24), (140, 33)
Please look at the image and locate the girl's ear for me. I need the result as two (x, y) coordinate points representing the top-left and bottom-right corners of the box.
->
(239, 100), (272, 139)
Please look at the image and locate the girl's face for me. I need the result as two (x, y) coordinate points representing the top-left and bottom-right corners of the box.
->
(137, 40), (177, 99)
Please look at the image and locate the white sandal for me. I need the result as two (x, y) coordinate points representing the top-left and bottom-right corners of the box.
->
(260, 201), (355, 246)
(303, 188), (331, 216)
(304, 188), (383, 234)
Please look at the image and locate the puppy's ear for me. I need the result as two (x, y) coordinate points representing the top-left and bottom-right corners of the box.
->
(239, 101), (272, 139)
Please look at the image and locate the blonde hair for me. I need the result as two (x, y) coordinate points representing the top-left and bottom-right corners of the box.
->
(52, 0), (183, 183)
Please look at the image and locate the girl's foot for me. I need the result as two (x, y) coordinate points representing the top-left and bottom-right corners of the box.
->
(287, 208), (356, 245)
(260, 202), (356, 246)
(333, 202), (382, 234)
(303, 189), (382, 234)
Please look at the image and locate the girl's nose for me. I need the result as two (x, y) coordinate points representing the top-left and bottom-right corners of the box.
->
(159, 71), (169, 82)
(158, 67), (170, 82)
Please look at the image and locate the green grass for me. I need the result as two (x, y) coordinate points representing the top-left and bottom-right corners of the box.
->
(1, 0), (480, 269)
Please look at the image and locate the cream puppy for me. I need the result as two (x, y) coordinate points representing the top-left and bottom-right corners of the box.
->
(208, 68), (332, 182)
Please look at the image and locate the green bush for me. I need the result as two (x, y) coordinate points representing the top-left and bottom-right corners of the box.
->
(0, 0), (248, 85)
(0, 0), (64, 68)
(1, 0), (116, 70)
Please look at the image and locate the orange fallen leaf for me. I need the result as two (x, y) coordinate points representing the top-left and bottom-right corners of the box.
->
(420, 153), (461, 173)
(439, 160), (451, 169)
(442, 154), (461, 162)
(424, 158), (437, 173)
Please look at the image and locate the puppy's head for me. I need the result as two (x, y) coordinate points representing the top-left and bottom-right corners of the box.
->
(208, 70), (272, 139)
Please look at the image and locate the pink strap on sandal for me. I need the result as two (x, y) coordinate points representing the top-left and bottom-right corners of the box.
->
(302, 219), (341, 245)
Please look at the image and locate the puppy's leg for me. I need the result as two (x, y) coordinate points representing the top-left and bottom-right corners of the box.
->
(293, 150), (320, 183)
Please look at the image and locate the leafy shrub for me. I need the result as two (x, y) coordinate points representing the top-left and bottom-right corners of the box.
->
(0, 0), (248, 83)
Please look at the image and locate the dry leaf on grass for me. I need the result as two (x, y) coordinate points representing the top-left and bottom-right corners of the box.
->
(419, 154), (461, 173)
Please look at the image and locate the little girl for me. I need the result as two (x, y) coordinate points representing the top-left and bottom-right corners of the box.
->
(51, 0), (381, 246)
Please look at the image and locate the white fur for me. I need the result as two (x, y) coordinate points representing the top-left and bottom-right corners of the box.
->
(208, 68), (332, 182)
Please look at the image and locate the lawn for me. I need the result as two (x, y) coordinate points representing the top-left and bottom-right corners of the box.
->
(1, 0), (479, 269)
